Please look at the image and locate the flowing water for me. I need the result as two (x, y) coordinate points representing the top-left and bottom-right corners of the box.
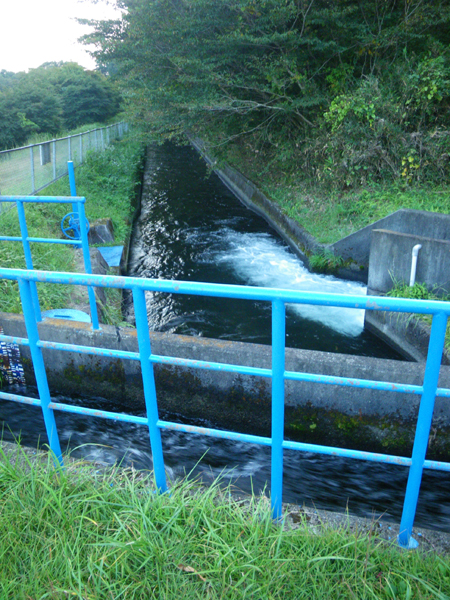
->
(125, 144), (397, 357)
(2, 143), (450, 531)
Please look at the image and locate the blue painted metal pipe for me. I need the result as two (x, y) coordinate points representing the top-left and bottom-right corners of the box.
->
(16, 202), (41, 322)
(398, 311), (448, 548)
(76, 200), (100, 330)
(48, 401), (148, 426)
(0, 236), (82, 246)
(0, 196), (86, 204)
(17, 279), (63, 467)
(133, 287), (167, 492)
(271, 299), (286, 520)
(67, 161), (78, 214)
(2, 267), (450, 316)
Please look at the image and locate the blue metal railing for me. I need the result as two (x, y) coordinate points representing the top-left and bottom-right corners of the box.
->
(0, 195), (99, 329)
(0, 267), (449, 549)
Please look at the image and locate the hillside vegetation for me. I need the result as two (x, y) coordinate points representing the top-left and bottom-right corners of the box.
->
(0, 62), (121, 150)
(83, 0), (450, 242)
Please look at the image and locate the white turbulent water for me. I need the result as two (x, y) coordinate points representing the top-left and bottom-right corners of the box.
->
(202, 228), (366, 337)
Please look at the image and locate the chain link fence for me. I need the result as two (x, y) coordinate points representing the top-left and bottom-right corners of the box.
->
(0, 122), (128, 211)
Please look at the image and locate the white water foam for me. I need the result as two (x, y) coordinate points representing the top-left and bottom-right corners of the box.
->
(212, 229), (366, 336)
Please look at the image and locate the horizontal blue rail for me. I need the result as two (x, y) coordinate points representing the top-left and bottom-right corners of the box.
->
(0, 266), (449, 550)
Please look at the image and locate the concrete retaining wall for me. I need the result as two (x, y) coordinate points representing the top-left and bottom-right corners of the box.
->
(2, 312), (450, 457)
(189, 139), (321, 261)
(331, 209), (450, 269)
(368, 229), (450, 296)
(190, 142), (450, 362)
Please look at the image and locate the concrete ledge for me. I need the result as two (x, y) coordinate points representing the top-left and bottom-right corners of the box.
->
(331, 208), (450, 269)
(2, 312), (450, 458)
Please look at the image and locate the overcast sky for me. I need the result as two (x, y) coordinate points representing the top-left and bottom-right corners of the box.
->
(1, 0), (121, 73)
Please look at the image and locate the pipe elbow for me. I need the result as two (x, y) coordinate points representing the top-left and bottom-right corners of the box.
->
(412, 244), (422, 258)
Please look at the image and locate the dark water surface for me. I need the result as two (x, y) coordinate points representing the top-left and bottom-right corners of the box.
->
(2, 143), (449, 532)
(126, 144), (400, 358)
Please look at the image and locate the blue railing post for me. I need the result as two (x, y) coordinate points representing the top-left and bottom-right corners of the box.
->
(271, 298), (286, 520)
(18, 279), (63, 467)
(67, 161), (78, 214)
(132, 287), (168, 492)
(76, 200), (100, 330)
(398, 310), (448, 548)
(16, 200), (41, 322)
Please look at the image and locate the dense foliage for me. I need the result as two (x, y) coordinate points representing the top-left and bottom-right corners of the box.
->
(0, 62), (121, 150)
(83, 0), (450, 188)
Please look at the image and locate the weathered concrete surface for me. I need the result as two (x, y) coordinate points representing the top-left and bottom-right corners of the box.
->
(365, 228), (450, 364)
(2, 312), (450, 457)
(331, 208), (450, 269)
(189, 140), (450, 364)
(365, 310), (440, 364)
(368, 229), (450, 296)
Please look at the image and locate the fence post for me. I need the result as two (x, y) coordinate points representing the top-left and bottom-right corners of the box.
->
(77, 200), (100, 331)
(133, 286), (168, 493)
(271, 298), (286, 520)
(68, 136), (72, 162)
(398, 310), (447, 548)
(79, 134), (83, 164)
(52, 141), (56, 180)
(68, 162), (78, 215)
(18, 278), (64, 467)
(30, 147), (35, 193)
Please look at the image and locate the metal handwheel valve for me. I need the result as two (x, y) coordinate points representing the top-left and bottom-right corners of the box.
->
(61, 212), (90, 240)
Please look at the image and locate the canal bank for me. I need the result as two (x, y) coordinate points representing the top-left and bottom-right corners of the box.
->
(189, 138), (450, 364)
(2, 439), (450, 556)
(2, 311), (450, 459)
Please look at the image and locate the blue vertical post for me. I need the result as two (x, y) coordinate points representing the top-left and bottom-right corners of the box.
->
(18, 279), (63, 467)
(68, 161), (78, 214)
(77, 200), (100, 331)
(133, 287), (167, 493)
(271, 298), (286, 520)
(398, 311), (447, 548)
(16, 200), (41, 322)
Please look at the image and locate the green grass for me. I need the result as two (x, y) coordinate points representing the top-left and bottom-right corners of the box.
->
(386, 282), (450, 353)
(221, 143), (450, 245)
(42, 135), (144, 246)
(309, 250), (345, 274)
(0, 445), (449, 599)
(0, 134), (144, 319)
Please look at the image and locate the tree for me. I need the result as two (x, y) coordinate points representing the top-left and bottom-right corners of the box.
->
(0, 62), (122, 150)
(80, 0), (449, 168)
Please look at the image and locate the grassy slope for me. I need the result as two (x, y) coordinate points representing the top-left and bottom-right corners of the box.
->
(222, 144), (450, 245)
(0, 445), (449, 599)
(0, 135), (144, 315)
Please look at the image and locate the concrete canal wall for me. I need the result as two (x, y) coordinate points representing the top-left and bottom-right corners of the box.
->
(2, 311), (450, 458)
(189, 139), (450, 365)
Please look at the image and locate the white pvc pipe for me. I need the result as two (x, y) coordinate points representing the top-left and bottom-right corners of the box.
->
(409, 244), (422, 287)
